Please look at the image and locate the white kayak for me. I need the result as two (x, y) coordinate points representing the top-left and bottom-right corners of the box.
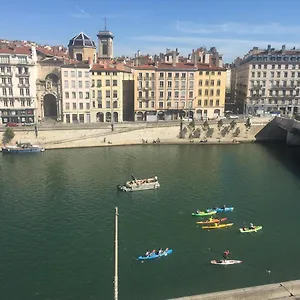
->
(211, 259), (242, 265)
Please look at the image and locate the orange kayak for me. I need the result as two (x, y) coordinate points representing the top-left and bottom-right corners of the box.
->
(197, 217), (227, 225)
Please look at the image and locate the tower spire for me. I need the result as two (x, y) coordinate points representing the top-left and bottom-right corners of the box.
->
(103, 16), (108, 31)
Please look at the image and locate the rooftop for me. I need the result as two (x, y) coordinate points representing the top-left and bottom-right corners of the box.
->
(134, 62), (226, 71)
(68, 32), (96, 48)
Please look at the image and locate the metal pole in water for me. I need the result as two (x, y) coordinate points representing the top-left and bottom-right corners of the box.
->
(114, 207), (118, 300)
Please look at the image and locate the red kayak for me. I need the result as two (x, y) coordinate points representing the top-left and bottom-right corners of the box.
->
(196, 217), (227, 225)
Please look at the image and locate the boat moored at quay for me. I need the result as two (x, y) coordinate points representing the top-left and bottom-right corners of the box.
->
(117, 174), (160, 192)
(1, 142), (45, 154)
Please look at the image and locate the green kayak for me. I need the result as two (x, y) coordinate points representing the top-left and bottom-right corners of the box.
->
(192, 211), (217, 217)
(239, 225), (262, 233)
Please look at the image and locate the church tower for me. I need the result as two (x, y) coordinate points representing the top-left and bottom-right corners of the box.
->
(97, 18), (114, 59)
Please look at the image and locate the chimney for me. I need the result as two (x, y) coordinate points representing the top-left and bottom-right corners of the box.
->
(172, 50), (176, 66)
(194, 51), (198, 67)
(282, 45), (286, 52)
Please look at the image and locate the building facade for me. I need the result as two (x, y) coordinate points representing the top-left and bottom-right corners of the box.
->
(232, 44), (300, 116)
(0, 46), (37, 124)
(90, 64), (133, 123)
(61, 63), (91, 123)
(133, 52), (226, 121)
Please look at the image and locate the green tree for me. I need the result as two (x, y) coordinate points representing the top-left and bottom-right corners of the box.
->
(230, 120), (237, 130)
(202, 120), (209, 130)
(217, 119), (223, 130)
(233, 127), (241, 137)
(206, 127), (214, 138)
(3, 128), (15, 144)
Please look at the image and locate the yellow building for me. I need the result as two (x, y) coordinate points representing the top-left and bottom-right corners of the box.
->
(90, 64), (133, 123)
(133, 61), (226, 121)
(195, 66), (227, 119)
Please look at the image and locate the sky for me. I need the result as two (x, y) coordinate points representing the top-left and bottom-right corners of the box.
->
(2, 0), (300, 63)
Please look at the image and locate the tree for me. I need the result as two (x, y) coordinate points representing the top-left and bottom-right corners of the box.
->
(245, 117), (251, 130)
(233, 127), (241, 137)
(206, 127), (214, 138)
(202, 120), (209, 130)
(230, 120), (237, 130)
(3, 128), (15, 144)
(217, 119), (223, 130)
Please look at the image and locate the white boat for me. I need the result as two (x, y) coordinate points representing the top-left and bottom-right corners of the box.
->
(211, 259), (242, 265)
(117, 174), (160, 192)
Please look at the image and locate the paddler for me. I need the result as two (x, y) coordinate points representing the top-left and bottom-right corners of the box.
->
(209, 216), (214, 222)
(250, 223), (255, 229)
(145, 250), (150, 257)
(223, 250), (230, 259)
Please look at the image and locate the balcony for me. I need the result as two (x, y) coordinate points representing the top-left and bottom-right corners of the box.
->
(16, 72), (30, 77)
(249, 85), (263, 89)
(18, 83), (29, 88)
(270, 85), (295, 90)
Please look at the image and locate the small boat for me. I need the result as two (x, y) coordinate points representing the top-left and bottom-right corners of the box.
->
(1, 141), (45, 153)
(196, 217), (227, 225)
(239, 225), (262, 233)
(192, 211), (217, 217)
(211, 259), (242, 265)
(138, 249), (173, 260)
(117, 174), (160, 192)
(202, 223), (233, 229)
(207, 207), (234, 213)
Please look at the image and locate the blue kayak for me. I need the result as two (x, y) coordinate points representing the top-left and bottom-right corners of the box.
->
(138, 249), (173, 260)
(207, 207), (234, 212)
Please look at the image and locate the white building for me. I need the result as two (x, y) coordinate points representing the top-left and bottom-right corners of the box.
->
(61, 63), (92, 123)
(0, 46), (37, 124)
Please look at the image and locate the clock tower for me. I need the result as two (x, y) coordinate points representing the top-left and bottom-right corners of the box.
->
(97, 17), (114, 59)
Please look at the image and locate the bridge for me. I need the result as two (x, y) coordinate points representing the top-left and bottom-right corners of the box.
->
(275, 116), (300, 146)
(168, 279), (300, 300)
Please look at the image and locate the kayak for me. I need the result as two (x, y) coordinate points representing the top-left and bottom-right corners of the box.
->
(239, 226), (262, 233)
(211, 259), (242, 265)
(196, 217), (227, 225)
(202, 223), (233, 229)
(192, 211), (217, 217)
(207, 207), (234, 212)
(138, 249), (173, 260)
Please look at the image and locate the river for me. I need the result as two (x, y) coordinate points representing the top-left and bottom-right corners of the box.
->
(0, 143), (300, 300)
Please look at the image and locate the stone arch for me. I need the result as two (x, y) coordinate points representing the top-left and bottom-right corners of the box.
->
(113, 112), (118, 122)
(214, 109), (221, 116)
(44, 94), (57, 118)
(105, 112), (111, 122)
(45, 73), (59, 84)
(136, 111), (144, 121)
(96, 112), (104, 122)
(157, 111), (165, 121)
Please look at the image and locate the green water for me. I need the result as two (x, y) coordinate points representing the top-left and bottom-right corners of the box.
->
(0, 144), (300, 300)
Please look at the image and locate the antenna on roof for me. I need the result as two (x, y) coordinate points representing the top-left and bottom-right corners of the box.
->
(103, 16), (108, 31)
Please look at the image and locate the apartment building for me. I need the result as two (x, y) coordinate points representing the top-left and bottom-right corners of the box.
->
(61, 63), (91, 123)
(0, 46), (37, 124)
(133, 50), (226, 121)
(90, 64), (133, 123)
(232, 44), (300, 116)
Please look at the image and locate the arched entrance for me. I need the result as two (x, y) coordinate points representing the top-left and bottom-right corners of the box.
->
(113, 112), (118, 122)
(136, 111), (144, 121)
(105, 112), (111, 122)
(96, 112), (104, 122)
(44, 94), (57, 118)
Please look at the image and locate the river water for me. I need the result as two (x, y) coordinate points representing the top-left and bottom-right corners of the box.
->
(0, 144), (300, 300)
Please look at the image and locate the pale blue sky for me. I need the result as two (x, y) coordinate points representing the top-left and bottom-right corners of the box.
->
(2, 0), (300, 62)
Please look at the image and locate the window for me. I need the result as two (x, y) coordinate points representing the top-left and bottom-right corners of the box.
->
(66, 103), (70, 110)
(97, 80), (102, 87)
(205, 89), (209, 96)
(284, 72), (288, 78)
(175, 73), (179, 78)
(180, 90), (185, 98)
(106, 90), (111, 98)
(0, 56), (9, 64)
(217, 80), (221, 86)
(199, 71), (203, 75)
(8, 88), (12, 95)
(159, 102), (163, 108)
(198, 89), (202, 96)
(71, 71), (75, 77)
(73, 103), (76, 109)
(97, 101), (102, 108)
(72, 80), (75, 88)
(64, 80), (69, 88)
(79, 92), (83, 99)
(272, 65), (275, 69)
(292, 72), (295, 78)
(159, 81), (164, 88)
(210, 80), (214, 86)
(113, 80), (117, 86)
(189, 91), (193, 98)
(181, 81), (186, 88)
(199, 80), (202, 86)
(106, 101), (110, 108)
(168, 73), (172, 78)
(159, 91), (163, 98)
(210, 90), (214, 96)
(251, 72), (255, 77)
(218, 71), (221, 75)
(64, 71), (68, 77)
(198, 100), (202, 106)
(19, 88), (23, 96)
(139, 102), (142, 108)
(206, 71), (209, 75)
(79, 103), (83, 110)
(167, 81), (172, 88)
(85, 71), (89, 77)
(257, 72), (261, 77)
(78, 71), (82, 77)
(175, 91), (179, 98)
(263, 72), (267, 77)
(138, 91), (142, 98)
(205, 80), (209, 86)
(189, 73), (194, 78)
(216, 89), (220, 96)
(175, 81), (179, 89)
(204, 100), (208, 106)
(9, 100), (14, 107)
(167, 102), (171, 107)
(151, 101), (155, 108)
(85, 81), (89, 88)
(167, 91), (172, 98)
(252, 65), (256, 69)
(271, 72), (274, 78)
(106, 80), (110, 86)
(159, 72), (164, 78)
(72, 92), (76, 98)
(26, 100), (31, 106)
(181, 73), (186, 78)
(18, 56), (27, 64)
(85, 92), (90, 99)
(21, 100), (25, 107)
(65, 92), (69, 99)
(216, 99), (220, 106)
(151, 91), (155, 98)
(209, 100), (213, 106)
(78, 81), (82, 88)
(189, 81), (194, 89)
(113, 90), (118, 98)
(3, 100), (8, 107)
(86, 103), (90, 110)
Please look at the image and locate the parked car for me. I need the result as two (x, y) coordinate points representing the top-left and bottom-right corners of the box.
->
(5, 122), (18, 127)
(228, 115), (239, 119)
(22, 123), (34, 126)
(181, 118), (193, 122)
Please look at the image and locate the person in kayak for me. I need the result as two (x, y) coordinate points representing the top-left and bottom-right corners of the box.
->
(145, 250), (150, 256)
(150, 250), (156, 256)
(208, 216), (214, 222)
(223, 250), (230, 259)
(158, 248), (163, 255)
(250, 223), (255, 229)
(164, 247), (169, 254)
(222, 205), (226, 209)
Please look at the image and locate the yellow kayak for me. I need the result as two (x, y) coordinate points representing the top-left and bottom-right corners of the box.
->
(202, 223), (233, 229)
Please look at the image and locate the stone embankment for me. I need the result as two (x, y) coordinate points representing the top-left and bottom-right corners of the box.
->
(1, 119), (272, 150)
(168, 279), (300, 300)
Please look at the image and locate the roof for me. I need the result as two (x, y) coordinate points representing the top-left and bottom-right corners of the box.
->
(61, 63), (90, 69)
(36, 47), (68, 58)
(97, 30), (114, 39)
(133, 62), (226, 71)
(0, 47), (31, 55)
(68, 32), (96, 48)
(90, 64), (131, 73)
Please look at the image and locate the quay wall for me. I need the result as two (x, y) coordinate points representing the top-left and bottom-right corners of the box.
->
(0, 121), (270, 150)
(168, 279), (300, 300)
